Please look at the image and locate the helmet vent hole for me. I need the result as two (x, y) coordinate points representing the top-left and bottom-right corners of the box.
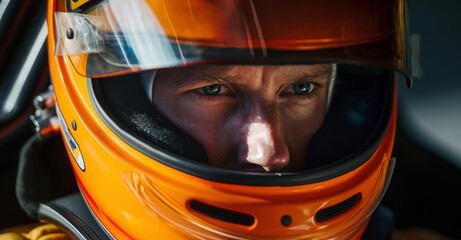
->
(281, 215), (292, 226)
(189, 200), (255, 226)
(315, 193), (362, 222)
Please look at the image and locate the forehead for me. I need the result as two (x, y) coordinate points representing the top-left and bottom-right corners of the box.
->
(156, 64), (333, 86)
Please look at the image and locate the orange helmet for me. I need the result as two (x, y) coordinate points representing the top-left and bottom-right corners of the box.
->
(45, 0), (411, 239)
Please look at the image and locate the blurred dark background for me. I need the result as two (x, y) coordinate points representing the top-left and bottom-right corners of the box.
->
(382, 0), (461, 238)
(0, 0), (460, 238)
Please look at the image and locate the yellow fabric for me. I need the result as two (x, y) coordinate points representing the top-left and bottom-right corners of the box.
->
(0, 223), (70, 240)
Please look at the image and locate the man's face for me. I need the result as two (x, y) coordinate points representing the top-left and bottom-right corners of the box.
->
(153, 65), (332, 172)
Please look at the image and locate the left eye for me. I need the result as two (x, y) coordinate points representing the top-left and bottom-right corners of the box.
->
(292, 82), (314, 95)
(201, 84), (222, 95)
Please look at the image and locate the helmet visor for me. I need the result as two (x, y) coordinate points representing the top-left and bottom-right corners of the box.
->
(54, 0), (410, 79)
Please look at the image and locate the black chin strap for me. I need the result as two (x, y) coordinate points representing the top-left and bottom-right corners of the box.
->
(37, 193), (112, 240)
(16, 134), (78, 218)
(15, 132), (112, 239)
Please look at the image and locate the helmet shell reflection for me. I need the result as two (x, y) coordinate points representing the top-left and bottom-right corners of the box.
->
(47, 0), (402, 239)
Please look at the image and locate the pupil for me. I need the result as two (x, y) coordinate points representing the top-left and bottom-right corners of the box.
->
(293, 83), (310, 94)
(203, 84), (221, 95)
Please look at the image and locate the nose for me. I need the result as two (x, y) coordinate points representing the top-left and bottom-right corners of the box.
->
(237, 110), (290, 172)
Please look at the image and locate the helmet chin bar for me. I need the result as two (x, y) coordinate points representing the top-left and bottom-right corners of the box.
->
(116, 158), (395, 239)
(35, 156), (393, 240)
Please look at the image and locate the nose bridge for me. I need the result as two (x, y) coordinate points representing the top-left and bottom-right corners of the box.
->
(240, 98), (280, 141)
(244, 95), (277, 123)
(245, 122), (275, 162)
(237, 100), (289, 172)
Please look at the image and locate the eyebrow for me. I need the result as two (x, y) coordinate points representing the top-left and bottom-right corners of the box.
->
(288, 65), (334, 84)
(160, 64), (334, 89)
(186, 77), (230, 87)
(296, 71), (331, 83)
(163, 67), (233, 89)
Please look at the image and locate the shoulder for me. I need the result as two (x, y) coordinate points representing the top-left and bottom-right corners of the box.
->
(0, 223), (70, 240)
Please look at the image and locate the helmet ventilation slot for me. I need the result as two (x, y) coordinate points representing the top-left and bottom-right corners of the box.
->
(315, 193), (362, 222)
(189, 200), (255, 226)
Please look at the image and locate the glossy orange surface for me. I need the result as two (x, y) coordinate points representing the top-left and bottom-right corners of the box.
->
(47, 0), (399, 239)
(150, 0), (396, 49)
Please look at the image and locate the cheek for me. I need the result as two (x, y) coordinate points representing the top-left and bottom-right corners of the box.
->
(153, 91), (233, 164)
(155, 95), (219, 138)
(283, 96), (327, 134)
(282, 94), (328, 162)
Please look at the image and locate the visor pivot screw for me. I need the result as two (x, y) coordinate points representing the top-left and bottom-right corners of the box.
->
(66, 28), (74, 39)
(281, 215), (292, 226)
(72, 120), (77, 131)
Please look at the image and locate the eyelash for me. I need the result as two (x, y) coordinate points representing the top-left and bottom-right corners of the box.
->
(191, 84), (234, 101)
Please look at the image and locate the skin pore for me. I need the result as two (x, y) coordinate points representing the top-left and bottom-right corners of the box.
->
(153, 64), (333, 173)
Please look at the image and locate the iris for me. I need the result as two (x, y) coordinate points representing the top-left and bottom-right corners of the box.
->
(202, 84), (222, 95)
(293, 82), (313, 95)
